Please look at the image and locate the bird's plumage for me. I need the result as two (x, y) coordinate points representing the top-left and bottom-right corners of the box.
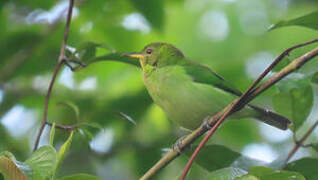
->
(127, 42), (290, 130)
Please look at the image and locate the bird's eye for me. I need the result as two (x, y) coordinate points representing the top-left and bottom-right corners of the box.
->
(146, 49), (153, 54)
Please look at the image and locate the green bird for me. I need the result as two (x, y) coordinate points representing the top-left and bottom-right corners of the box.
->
(126, 42), (291, 131)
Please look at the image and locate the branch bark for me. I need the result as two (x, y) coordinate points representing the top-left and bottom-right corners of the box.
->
(33, 0), (75, 151)
(140, 40), (318, 180)
(180, 39), (318, 179)
(285, 120), (318, 163)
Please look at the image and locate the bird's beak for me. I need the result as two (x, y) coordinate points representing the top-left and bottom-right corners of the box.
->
(124, 52), (144, 59)
(124, 52), (145, 69)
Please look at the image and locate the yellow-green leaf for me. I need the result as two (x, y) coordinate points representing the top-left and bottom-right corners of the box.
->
(269, 11), (318, 31)
(0, 156), (29, 180)
(24, 145), (57, 179)
(49, 123), (56, 146)
(56, 131), (74, 173)
(207, 167), (247, 180)
(57, 173), (101, 180)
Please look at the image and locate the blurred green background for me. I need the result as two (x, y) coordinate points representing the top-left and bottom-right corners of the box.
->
(1, 0), (318, 179)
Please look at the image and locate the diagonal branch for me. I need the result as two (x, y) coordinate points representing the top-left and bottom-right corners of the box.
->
(33, 0), (75, 151)
(181, 44), (318, 179)
(285, 119), (318, 163)
(180, 39), (318, 179)
(140, 39), (318, 180)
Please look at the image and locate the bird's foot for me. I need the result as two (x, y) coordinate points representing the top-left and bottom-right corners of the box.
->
(201, 115), (215, 131)
(172, 135), (188, 154)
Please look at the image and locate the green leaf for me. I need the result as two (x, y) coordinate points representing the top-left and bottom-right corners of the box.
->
(285, 158), (318, 180)
(0, 156), (29, 180)
(273, 79), (314, 131)
(74, 42), (114, 62)
(77, 122), (104, 140)
(88, 53), (140, 68)
(12, 0), (55, 9)
(311, 143), (318, 152)
(235, 175), (259, 180)
(184, 145), (268, 172)
(56, 131), (74, 173)
(312, 72), (318, 84)
(56, 101), (80, 122)
(50, 122), (56, 146)
(244, 166), (305, 180)
(0, 151), (32, 179)
(207, 167), (247, 180)
(25, 145), (57, 179)
(79, 127), (94, 140)
(77, 42), (99, 61)
(248, 166), (275, 177)
(57, 173), (101, 180)
(129, 0), (164, 30)
(269, 11), (318, 31)
(185, 144), (239, 171)
(78, 122), (103, 131)
(72, 52), (140, 71)
(261, 171), (305, 180)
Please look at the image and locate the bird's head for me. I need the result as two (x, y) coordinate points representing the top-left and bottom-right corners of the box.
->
(125, 42), (184, 72)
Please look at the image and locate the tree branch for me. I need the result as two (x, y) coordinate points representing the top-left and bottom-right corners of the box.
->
(46, 122), (75, 131)
(140, 39), (318, 180)
(285, 120), (318, 163)
(33, 0), (75, 151)
(181, 44), (318, 179)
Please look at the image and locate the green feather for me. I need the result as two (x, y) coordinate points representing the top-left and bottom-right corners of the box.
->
(181, 60), (242, 96)
(128, 42), (291, 130)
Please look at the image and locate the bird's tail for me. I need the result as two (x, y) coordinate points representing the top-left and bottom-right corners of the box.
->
(248, 105), (291, 130)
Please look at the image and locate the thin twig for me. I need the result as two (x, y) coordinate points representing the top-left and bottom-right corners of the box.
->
(285, 120), (318, 163)
(33, 0), (74, 151)
(140, 39), (318, 180)
(180, 38), (318, 179)
(46, 122), (75, 131)
(0, 5), (72, 87)
(180, 100), (238, 179)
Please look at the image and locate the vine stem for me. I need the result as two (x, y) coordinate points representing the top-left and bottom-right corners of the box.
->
(33, 0), (74, 151)
(139, 39), (318, 180)
(285, 120), (318, 163)
(181, 43), (318, 179)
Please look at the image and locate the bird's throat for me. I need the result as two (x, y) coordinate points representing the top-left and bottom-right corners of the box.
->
(139, 57), (146, 70)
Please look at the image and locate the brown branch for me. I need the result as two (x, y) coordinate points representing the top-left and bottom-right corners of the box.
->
(46, 122), (75, 131)
(181, 44), (318, 179)
(180, 39), (318, 179)
(285, 120), (318, 163)
(140, 40), (318, 180)
(0, 6), (72, 88)
(33, 0), (75, 151)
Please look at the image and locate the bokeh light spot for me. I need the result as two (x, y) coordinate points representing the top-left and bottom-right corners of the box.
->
(1, 105), (37, 137)
(122, 13), (151, 34)
(245, 52), (274, 79)
(58, 67), (75, 89)
(90, 128), (114, 154)
(242, 143), (277, 163)
(26, 0), (79, 24)
(78, 77), (97, 90)
(199, 10), (229, 42)
(259, 123), (292, 143)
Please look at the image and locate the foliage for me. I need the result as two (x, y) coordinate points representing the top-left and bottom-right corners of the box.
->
(270, 10), (318, 31)
(236, 166), (305, 180)
(1, 0), (318, 179)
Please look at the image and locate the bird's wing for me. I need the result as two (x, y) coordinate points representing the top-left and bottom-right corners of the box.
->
(181, 61), (243, 96)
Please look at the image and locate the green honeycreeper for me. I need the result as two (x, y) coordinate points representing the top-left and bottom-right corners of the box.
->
(126, 42), (291, 131)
